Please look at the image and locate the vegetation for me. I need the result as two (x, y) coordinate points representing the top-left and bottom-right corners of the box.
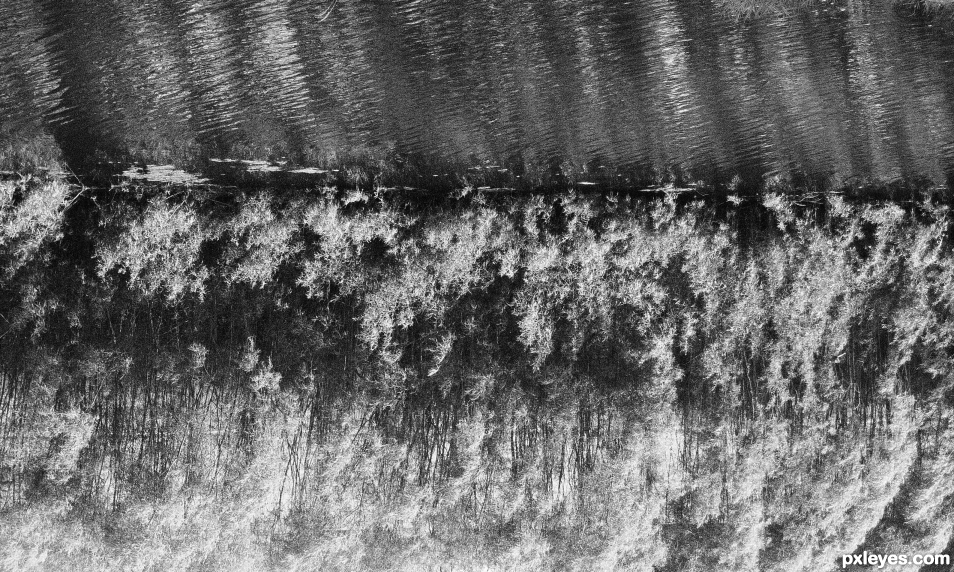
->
(3, 0), (953, 566)
(0, 174), (951, 570)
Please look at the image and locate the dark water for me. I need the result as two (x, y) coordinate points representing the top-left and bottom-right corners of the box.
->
(3, 0), (954, 187)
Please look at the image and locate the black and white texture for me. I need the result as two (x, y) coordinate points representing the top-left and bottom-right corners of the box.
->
(1, 1), (954, 571)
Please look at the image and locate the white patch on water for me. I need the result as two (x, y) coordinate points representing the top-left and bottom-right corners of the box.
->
(121, 164), (209, 185)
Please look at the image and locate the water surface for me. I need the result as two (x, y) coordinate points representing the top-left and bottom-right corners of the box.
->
(3, 0), (954, 188)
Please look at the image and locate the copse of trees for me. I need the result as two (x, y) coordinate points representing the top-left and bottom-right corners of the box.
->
(0, 177), (952, 570)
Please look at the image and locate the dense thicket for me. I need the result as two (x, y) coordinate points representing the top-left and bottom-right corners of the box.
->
(1, 177), (953, 571)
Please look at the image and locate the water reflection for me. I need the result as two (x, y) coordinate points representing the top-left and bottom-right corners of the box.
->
(2, 0), (954, 187)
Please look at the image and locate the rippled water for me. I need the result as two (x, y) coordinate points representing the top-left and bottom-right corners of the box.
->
(3, 0), (954, 187)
